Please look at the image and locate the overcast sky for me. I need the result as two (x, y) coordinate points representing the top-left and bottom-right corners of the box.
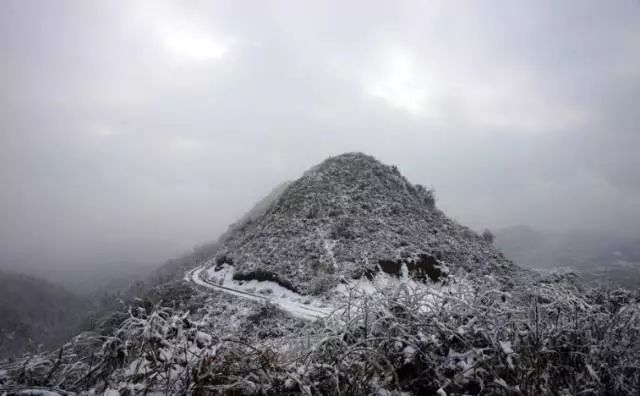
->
(2, 0), (640, 277)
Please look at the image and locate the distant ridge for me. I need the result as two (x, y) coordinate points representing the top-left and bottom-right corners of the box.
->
(0, 270), (87, 358)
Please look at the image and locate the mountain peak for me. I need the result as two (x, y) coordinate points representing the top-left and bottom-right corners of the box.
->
(216, 153), (513, 295)
(308, 152), (384, 171)
(304, 152), (402, 184)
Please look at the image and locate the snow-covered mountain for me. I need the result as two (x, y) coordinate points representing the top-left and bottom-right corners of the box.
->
(216, 153), (514, 294)
(2, 153), (639, 395)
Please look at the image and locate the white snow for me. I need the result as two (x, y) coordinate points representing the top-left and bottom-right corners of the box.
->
(500, 341), (514, 354)
(402, 345), (416, 362)
(323, 239), (339, 270)
(190, 267), (263, 304)
(187, 256), (470, 323)
(196, 331), (213, 346)
(586, 363), (600, 381)
(189, 264), (332, 320)
(332, 264), (467, 315)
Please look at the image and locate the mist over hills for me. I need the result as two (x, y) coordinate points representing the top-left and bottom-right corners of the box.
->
(495, 225), (640, 288)
(2, 0), (640, 392)
(1, 153), (639, 395)
(0, 270), (87, 358)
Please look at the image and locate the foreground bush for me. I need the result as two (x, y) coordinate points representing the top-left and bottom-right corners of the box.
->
(1, 274), (638, 395)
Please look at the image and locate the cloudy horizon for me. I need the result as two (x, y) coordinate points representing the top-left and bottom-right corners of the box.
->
(2, 0), (640, 279)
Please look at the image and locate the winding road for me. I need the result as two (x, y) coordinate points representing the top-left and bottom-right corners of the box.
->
(185, 262), (331, 321)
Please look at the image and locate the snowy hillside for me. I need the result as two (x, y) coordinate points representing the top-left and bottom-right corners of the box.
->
(216, 153), (514, 295)
(2, 153), (639, 395)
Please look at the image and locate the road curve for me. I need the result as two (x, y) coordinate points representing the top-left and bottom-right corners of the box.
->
(185, 264), (330, 321)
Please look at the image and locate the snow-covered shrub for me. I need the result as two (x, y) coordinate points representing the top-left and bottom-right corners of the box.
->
(481, 229), (494, 244)
(424, 187), (436, 208)
(2, 274), (639, 395)
(303, 274), (640, 395)
(307, 274), (337, 295)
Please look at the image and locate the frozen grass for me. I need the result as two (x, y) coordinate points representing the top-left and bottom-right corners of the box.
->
(2, 271), (639, 395)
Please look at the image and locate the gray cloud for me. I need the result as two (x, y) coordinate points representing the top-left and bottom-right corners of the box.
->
(2, 0), (639, 279)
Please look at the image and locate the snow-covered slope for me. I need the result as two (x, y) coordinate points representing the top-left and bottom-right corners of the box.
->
(214, 153), (514, 295)
(4, 153), (639, 395)
(217, 181), (292, 244)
